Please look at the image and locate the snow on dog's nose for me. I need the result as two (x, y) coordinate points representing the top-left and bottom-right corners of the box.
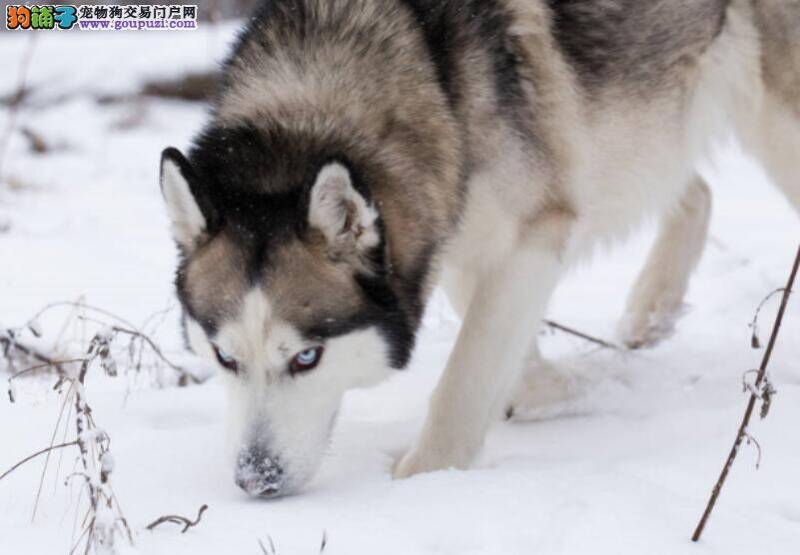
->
(234, 447), (284, 498)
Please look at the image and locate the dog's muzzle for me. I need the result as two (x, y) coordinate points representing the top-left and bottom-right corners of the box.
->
(235, 446), (285, 498)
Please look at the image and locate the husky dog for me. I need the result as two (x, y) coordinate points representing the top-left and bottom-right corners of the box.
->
(159, 0), (800, 497)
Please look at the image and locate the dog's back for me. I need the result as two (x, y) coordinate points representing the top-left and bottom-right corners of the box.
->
(756, 1), (800, 113)
(545, 0), (729, 93)
(743, 1), (800, 214)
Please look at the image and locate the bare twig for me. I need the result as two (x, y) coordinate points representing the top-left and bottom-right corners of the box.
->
(259, 537), (277, 555)
(0, 34), (38, 185)
(0, 441), (79, 482)
(8, 359), (83, 383)
(19, 126), (50, 154)
(5, 299), (205, 386)
(744, 433), (763, 470)
(77, 316), (200, 385)
(748, 287), (785, 349)
(107, 323), (201, 385)
(1, 335), (66, 373)
(692, 244), (800, 542)
(69, 336), (133, 552)
(3, 303), (204, 551)
(28, 300), (139, 332)
(543, 319), (620, 350)
(146, 504), (209, 534)
(4, 324), (134, 552)
(32, 383), (76, 521)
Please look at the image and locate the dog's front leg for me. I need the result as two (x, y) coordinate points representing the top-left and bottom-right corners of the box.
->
(394, 213), (571, 478)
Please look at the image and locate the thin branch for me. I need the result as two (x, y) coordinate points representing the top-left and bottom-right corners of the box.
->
(77, 317), (201, 385)
(543, 319), (620, 350)
(0, 34), (38, 185)
(258, 538), (275, 555)
(692, 244), (800, 542)
(8, 300), (205, 385)
(33, 384), (75, 522)
(146, 504), (209, 534)
(744, 433), (763, 470)
(258, 537), (277, 555)
(0, 441), (79, 482)
(748, 287), (785, 349)
(108, 325), (198, 383)
(29, 301), (139, 332)
(9, 359), (83, 382)
(1, 336), (66, 373)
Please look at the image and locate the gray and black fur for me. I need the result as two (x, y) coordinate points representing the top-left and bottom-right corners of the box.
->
(169, 0), (550, 368)
(160, 0), (800, 496)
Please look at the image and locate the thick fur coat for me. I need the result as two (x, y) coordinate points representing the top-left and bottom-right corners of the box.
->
(159, 0), (800, 496)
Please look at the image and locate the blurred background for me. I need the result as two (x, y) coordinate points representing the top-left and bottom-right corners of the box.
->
(0, 2), (260, 337)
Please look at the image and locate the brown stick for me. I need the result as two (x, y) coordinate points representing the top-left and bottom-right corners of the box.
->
(0, 441), (79, 482)
(543, 320), (620, 350)
(692, 244), (800, 542)
(146, 504), (209, 534)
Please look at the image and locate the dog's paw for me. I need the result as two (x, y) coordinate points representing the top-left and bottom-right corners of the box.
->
(392, 450), (425, 480)
(617, 305), (681, 350)
(505, 363), (574, 421)
(393, 438), (475, 479)
(393, 447), (447, 479)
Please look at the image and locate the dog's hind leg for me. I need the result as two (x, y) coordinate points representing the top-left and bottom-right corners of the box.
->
(618, 176), (712, 349)
(749, 3), (800, 215)
(504, 340), (576, 420)
(744, 93), (800, 216)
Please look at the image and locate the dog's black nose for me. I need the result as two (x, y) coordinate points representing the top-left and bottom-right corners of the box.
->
(235, 447), (284, 498)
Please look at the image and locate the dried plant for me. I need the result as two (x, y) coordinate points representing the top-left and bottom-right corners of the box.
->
(146, 504), (209, 534)
(2, 300), (203, 386)
(542, 319), (620, 350)
(692, 244), (800, 542)
(2, 327), (133, 554)
(1, 301), (209, 553)
(257, 531), (329, 554)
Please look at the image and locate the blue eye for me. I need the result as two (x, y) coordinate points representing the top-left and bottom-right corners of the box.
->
(289, 346), (324, 375)
(213, 344), (239, 373)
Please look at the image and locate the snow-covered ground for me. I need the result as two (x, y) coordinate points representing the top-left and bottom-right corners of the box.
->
(1, 26), (799, 555)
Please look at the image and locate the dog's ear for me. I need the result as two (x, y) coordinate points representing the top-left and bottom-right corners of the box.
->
(160, 147), (208, 250)
(308, 163), (380, 254)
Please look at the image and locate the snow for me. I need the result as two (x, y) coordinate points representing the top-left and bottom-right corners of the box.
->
(100, 451), (115, 476)
(2, 25), (800, 555)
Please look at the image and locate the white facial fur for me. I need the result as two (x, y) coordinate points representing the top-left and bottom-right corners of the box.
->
(186, 288), (394, 496)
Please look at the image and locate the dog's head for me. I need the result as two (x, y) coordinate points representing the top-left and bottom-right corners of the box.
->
(160, 125), (417, 498)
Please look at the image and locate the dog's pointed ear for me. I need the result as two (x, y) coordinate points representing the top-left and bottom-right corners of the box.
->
(160, 147), (207, 249)
(308, 163), (380, 252)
